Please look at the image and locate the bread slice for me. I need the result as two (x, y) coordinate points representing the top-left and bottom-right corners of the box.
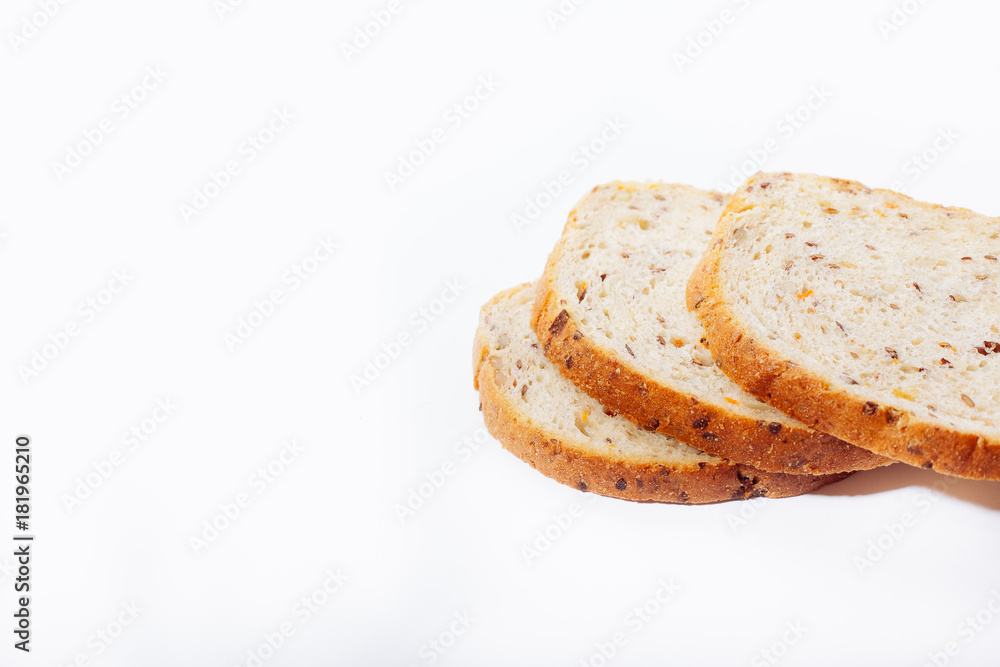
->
(531, 181), (888, 475)
(687, 171), (1000, 480)
(474, 283), (850, 503)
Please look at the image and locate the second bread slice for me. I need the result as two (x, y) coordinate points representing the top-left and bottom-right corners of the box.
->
(476, 283), (848, 502)
(531, 181), (889, 475)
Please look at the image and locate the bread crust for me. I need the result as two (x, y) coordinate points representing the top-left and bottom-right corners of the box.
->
(530, 193), (890, 475)
(687, 172), (1000, 480)
(474, 315), (849, 503)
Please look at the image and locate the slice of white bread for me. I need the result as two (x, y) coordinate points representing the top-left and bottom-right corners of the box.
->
(474, 283), (850, 503)
(687, 171), (1000, 480)
(531, 181), (889, 475)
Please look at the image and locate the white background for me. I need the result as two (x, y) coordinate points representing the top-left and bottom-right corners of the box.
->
(3, 0), (1000, 665)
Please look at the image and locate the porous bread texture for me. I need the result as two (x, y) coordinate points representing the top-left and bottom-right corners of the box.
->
(474, 283), (849, 503)
(688, 171), (1000, 480)
(531, 181), (888, 474)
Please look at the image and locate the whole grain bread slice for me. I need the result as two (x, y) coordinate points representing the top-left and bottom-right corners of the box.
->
(687, 171), (1000, 480)
(531, 181), (889, 475)
(475, 283), (849, 503)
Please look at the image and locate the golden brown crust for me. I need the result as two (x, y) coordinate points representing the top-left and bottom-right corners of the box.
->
(474, 337), (849, 503)
(687, 173), (1000, 480)
(531, 239), (890, 475)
